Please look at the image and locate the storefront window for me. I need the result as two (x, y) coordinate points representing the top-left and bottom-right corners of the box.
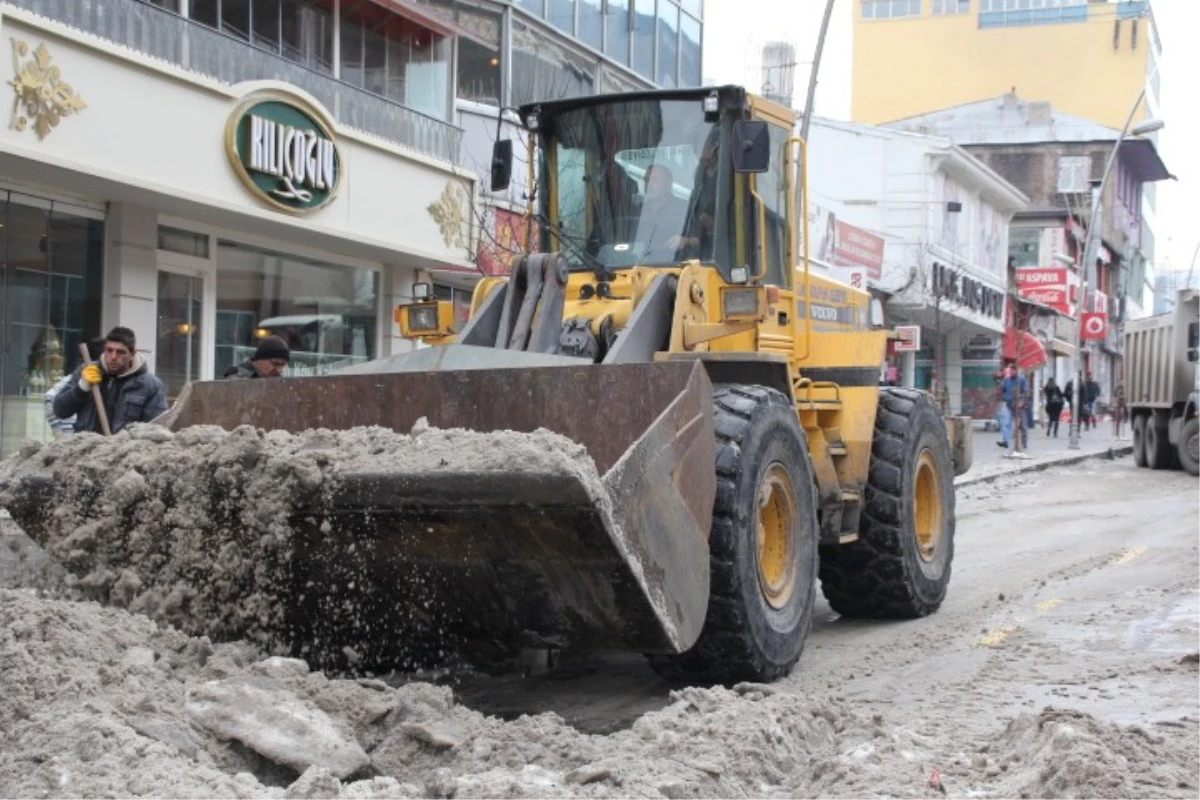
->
(680, 12), (701, 87)
(156, 272), (203, 400)
(548, 0), (576, 36)
(605, 0), (631, 65)
(511, 17), (596, 106)
(192, 0), (335, 74)
(632, 0), (655, 81)
(1009, 227), (1041, 268)
(456, 7), (503, 106)
(578, 0), (604, 51)
(0, 196), (104, 458)
(282, 0), (334, 72)
(340, 3), (451, 119)
(215, 241), (378, 377)
(657, 0), (679, 88)
(515, 0), (546, 15)
(408, 1), (502, 107)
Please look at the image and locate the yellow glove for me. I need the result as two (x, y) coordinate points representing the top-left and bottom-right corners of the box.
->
(78, 363), (103, 392)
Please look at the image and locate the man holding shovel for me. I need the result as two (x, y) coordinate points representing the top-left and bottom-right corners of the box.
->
(53, 326), (167, 435)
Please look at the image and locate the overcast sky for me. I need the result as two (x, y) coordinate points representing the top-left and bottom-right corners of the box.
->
(701, 0), (1199, 277)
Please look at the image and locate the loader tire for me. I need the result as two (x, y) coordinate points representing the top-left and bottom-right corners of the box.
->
(1132, 414), (1148, 468)
(1146, 411), (1173, 470)
(1178, 418), (1199, 477)
(648, 385), (818, 685)
(819, 388), (955, 618)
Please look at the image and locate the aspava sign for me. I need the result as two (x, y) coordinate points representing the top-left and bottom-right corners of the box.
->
(225, 92), (342, 214)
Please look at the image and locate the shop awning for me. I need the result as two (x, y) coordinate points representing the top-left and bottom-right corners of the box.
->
(1003, 329), (1048, 371)
(1048, 338), (1076, 357)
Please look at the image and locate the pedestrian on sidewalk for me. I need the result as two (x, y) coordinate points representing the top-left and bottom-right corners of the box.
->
(996, 362), (1027, 449)
(1083, 372), (1101, 431)
(1043, 376), (1065, 438)
(1112, 381), (1127, 440)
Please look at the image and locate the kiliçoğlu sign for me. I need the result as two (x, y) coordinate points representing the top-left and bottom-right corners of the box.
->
(225, 91), (342, 214)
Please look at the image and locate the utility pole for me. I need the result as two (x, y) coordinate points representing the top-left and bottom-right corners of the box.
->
(1067, 85), (1162, 449)
(798, 0), (836, 144)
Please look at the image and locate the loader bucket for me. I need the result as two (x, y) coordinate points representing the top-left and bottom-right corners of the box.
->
(0, 358), (715, 672)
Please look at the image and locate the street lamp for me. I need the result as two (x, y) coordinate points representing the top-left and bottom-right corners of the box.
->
(1067, 103), (1164, 449)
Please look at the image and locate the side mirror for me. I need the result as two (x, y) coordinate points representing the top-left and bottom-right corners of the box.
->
(732, 120), (770, 173)
(490, 139), (513, 192)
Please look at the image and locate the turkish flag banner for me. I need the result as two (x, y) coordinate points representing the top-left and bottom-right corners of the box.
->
(1081, 312), (1108, 341)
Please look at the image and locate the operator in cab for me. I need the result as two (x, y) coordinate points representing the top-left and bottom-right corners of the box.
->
(639, 164), (688, 261)
(669, 133), (719, 261)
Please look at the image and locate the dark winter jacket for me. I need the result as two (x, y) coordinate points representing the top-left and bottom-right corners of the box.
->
(53, 355), (168, 434)
(223, 360), (260, 379)
(1043, 383), (1065, 411)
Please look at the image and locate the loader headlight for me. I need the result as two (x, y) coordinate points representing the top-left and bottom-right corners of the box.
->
(406, 304), (440, 333)
(721, 287), (764, 321)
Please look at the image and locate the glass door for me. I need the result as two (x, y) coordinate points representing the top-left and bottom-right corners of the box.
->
(155, 269), (204, 400)
(0, 194), (104, 458)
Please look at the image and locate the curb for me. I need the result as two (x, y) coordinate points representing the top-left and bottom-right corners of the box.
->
(955, 445), (1133, 488)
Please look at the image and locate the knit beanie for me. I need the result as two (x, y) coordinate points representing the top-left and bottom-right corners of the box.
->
(252, 335), (290, 362)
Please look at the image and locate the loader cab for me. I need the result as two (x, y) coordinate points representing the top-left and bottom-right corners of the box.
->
(496, 86), (799, 289)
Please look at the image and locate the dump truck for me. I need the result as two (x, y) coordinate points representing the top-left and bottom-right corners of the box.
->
(0, 86), (970, 684)
(1125, 288), (1199, 476)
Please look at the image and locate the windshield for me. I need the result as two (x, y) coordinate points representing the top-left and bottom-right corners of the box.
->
(538, 98), (725, 271)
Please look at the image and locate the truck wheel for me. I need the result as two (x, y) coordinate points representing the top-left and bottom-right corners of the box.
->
(1131, 414), (1148, 468)
(1179, 418), (1199, 477)
(648, 385), (818, 685)
(1146, 411), (1173, 470)
(819, 388), (955, 618)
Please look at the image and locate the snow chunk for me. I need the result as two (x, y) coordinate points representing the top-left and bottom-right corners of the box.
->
(185, 676), (369, 779)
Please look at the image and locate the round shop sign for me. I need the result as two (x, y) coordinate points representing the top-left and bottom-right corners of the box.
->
(225, 91), (342, 215)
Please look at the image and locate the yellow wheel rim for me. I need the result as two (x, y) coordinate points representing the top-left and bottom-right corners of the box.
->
(757, 463), (797, 609)
(913, 449), (943, 562)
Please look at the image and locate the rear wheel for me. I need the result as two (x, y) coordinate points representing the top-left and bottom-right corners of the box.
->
(1146, 411), (1173, 470)
(1132, 414), (1148, 468)
(648, 385), (818, 685)
(819, 388), (955, 618)
(1179, 418), (1199, 477)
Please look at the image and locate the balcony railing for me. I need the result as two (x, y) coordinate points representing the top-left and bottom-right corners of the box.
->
(4, 0), (463, 164)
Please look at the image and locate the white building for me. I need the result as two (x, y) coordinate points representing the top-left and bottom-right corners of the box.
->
(805, 118), (1028, 419)
(0, 0), (479, 457)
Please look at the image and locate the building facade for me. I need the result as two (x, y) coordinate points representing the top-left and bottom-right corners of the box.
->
(0, 0), (481, 457)
(851, 0), (1160, 131)
(806, 118), (1027, 419)
(851, 0), (1165, 356)
(885, 94), (1172, 411)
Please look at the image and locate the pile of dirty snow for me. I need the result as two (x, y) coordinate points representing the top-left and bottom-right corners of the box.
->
(0, 422), (603, 671)
(5, 586), (1195, 799)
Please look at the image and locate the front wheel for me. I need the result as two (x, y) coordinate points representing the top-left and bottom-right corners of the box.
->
(1132, 414), (1148, 468)
(1179, 418), (1199, 477)
(819, 388), (955, 618)
(648, 385), (819, 685)
(1146, 411), (1173, 470)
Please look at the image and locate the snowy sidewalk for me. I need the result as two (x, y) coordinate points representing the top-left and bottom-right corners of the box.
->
(957, 422), (1132, 487)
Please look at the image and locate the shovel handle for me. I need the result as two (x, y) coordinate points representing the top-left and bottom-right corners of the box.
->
(78, 342), (112, 436)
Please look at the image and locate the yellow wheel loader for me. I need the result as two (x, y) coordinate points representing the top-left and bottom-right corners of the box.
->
(1, 86), (970, 685)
